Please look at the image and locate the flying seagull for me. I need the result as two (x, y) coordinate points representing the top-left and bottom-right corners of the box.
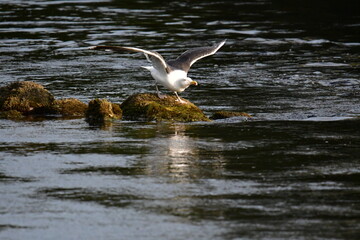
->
(89, 40), (226, 103)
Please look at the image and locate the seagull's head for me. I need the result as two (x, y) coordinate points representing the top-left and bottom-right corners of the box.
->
(174, 74), (199, 92)
(185, 77), (198, 87)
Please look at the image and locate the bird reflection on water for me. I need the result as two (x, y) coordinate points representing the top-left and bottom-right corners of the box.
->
(142, 124), (225, 182)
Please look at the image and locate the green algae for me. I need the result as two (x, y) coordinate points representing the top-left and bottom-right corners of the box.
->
(211, 111), (252, 120)
(0, 81), (54, 114)
(0, 110), (24, 120)
(1, 81), (247, 123)
(86, 98), (122, 125)
(52, 98), (88, 117)
(121, 93), (210, 122)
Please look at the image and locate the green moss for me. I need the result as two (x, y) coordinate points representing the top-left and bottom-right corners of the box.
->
(0, 110), (24, 120)
(86, 99), (122, 125)
(211, 111), (252, 120)
(111, 102), (122, 117)
(52, 98), (88, 117)
(0, 81), (55, 113)
(121, 93), (210, 122)
(0, 81), (248, 123)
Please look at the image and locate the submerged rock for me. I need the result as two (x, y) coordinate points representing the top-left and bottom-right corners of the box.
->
(52, 98), (88, 117)
(211, 111), (252, 120)
(86, 99), (122, 124)
(0, 81), (54, 114)
(121, 93), (210, 122)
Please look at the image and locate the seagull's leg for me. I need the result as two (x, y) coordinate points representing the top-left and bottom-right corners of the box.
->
(155, 82), (167, 99)
(174, 92), (187, 104)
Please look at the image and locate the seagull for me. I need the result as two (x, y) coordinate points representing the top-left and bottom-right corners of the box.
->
(89, 40), (226, 103)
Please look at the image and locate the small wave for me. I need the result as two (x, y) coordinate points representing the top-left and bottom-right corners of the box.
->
(216, 29), (262, 35)
(303, 62), (349, 67)
(303, 116), (356, 122)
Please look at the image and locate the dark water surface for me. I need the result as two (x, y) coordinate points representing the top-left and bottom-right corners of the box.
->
(1, 0), (359, 239)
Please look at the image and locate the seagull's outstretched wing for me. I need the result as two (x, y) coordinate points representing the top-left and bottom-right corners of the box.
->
(167, 40), (226, 73)
(89, 45), (171, 74)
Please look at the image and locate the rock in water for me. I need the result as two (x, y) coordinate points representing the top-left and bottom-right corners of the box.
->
(1, 81), (241, 123)
(86, 99), (122, 124)
(0, 81), (54, 114)
(210, 111), (252, 120)
(52, 98), (88, 117)
(121, 93), (210, 122)
(0, 110), (24, 120)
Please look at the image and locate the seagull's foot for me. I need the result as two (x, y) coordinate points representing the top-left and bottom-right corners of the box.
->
(174, 92), (187, 104)
(157, 93), (167, 99)
(175, 98), (187, 104)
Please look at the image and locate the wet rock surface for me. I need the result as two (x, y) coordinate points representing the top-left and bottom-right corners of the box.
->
(86, 98), (122, 125)
(0, 110), (24, 120)
(211, 111), (252, 120)
(0, 81), (55, 114)
(1, 81), (250, 123)
(0, 81), (89, 119)
(52, 98), (88, 117)
(121, 93), (210, 122)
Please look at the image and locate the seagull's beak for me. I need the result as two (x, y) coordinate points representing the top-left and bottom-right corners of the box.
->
(191, 80), (198, 86)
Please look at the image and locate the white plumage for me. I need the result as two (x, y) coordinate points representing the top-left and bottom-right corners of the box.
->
(89, 40), (226, 103)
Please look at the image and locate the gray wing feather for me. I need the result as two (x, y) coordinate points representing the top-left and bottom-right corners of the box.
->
(167, 40), (226, 72)
(89, 45), (170, 74)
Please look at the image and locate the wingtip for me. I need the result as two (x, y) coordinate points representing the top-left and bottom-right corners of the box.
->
(215, 39), (226, 50)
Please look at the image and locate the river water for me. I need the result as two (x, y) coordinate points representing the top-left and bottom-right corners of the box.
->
(0, 0), (359, 239)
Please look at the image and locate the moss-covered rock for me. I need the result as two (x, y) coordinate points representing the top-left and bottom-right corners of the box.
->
(0, 81), (55, 114)
(0, 81), (89, 119)
(211, 111), (252, 120)
(121, 93), (210, 122)
(86, 99), (122, 124)
(0, 110), (24, 120)
(52, 98), (88, 117)
(0, 81), (250, 123)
